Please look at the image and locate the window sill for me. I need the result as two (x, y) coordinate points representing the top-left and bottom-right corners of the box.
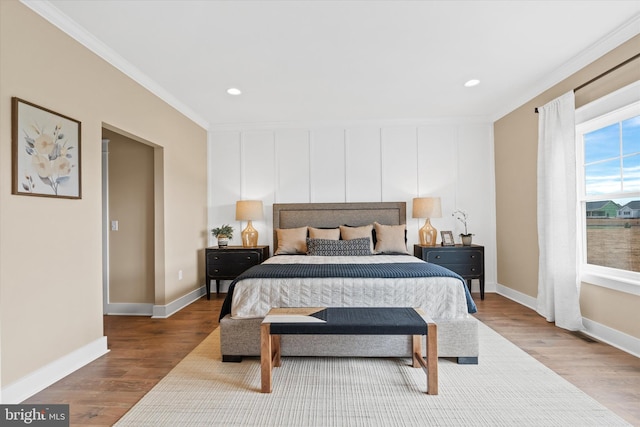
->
(581, 271), (640, 296)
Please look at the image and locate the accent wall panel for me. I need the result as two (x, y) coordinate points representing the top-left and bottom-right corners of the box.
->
(275, 129), (310, 203)
(417, 125), (458, 232)
(242, 131), (275, 202)
(209, 131), (242, 246)
(310, 128), (346, 202)
(345, 127), (382, 202)
(381, 126), (418, 203)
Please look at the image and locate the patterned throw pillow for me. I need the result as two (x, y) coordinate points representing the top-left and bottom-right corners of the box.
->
(306, 238), (372, 256)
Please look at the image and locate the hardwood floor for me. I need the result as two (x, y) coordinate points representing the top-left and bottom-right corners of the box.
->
(24, 293), (640, 426)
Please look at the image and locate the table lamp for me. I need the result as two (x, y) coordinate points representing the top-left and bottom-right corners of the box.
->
(412, 197), (442, 246)
(236, 200), (263, 247)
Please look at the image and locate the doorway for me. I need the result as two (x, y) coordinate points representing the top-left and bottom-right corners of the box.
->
(102, 127), (156, 315)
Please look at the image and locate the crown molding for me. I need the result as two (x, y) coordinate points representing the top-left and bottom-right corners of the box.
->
(20, 0), (210, 130)
(208, 115), (493, 132)
(491, 13), (640, 122)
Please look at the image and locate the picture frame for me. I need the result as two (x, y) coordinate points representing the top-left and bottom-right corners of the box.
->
(12, 97), (81, 199)
(441, 230), (455, 246)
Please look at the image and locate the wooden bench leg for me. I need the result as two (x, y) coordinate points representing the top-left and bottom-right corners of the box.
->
(426, 323), (438, 395)
(260, 323), (272, 393)
(412, 324), (438, 395)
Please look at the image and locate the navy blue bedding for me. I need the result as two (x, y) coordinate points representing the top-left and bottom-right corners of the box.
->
(219, 261), (477, 321)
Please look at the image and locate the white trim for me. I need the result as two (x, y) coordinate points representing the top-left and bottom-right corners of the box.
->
(1, 337), (108, 404)
(496, 283), (640, 357)
(582, 318), (640, 358)
(19, 0), (209, 130)
(581, 272), (640, 296)
(105, 303), (154, 316)
(495, 283), (537, 310)
(152, 286), (206, 318)
(209, 116), (492, 132)
(576, 80), (640, 124)
(492, 14), (640, 122)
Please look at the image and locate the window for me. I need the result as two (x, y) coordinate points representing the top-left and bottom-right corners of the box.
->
(576, 82), (640, 295)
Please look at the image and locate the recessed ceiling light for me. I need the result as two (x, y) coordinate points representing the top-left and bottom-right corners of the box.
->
(464, 79), (480, 88)
(227, 88), (242, 95)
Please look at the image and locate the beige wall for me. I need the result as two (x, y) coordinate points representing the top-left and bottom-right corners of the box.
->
(105, 129), (155, 304)
(494, 35), (640, 339)
(0, 0), (207, 388)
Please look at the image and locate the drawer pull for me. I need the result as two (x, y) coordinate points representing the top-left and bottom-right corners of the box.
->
(247, 256), (252, 260)
(214, 256), (219, 260)
(214, 269), (220, 273)
(435, 255), (441, 259)
(470, 255), (476, 259)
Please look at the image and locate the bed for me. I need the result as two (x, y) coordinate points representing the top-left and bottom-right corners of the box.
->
(219, 202), (479, 364)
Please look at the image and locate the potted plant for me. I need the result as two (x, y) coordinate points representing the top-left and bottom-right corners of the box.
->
(211, 224), (234, 247)
(452, 209), (474, 246)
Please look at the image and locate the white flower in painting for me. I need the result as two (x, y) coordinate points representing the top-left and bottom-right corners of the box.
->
(31, 153), (52, 178)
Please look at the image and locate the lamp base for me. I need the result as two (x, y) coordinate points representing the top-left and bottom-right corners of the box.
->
(241, 221), (259, 247)
(419, 218), (438, 246)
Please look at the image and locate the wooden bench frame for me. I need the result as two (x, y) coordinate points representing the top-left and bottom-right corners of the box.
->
(260, 307), (438, 394)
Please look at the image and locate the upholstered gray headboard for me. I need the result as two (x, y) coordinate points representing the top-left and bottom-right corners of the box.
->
(272, 202), (406, 249)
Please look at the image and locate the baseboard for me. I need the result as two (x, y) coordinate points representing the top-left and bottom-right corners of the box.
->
(495, 283), (639, 357)
(1, 337), (108, 404)
(582, 318), (640, 358)
(152, 285), (206, 318)
(495, 283), (537, 310)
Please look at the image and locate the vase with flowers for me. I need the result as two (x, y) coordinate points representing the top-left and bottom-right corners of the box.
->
(452, 209), (474, 246)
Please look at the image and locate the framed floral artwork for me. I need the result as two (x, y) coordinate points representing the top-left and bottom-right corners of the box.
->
(12, 97), (81, 199)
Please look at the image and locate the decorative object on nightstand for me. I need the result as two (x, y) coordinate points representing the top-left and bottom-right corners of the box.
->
(452, 209), (473, 246)
(412, 197), (442, 246)
(236, 200), (263, 247)
(211, 224), (234, 248)
(205, 245), (270, 298)
(441, 231), (455, 246)
(414, 243), (485, 300)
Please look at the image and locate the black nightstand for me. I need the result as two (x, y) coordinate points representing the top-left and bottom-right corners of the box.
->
(414, 244), (485, 300)
(205, 245), (270, 299)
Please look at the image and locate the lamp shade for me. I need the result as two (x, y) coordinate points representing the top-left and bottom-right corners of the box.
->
(235, 200), (264, 221)
(412, 197), (442, 219)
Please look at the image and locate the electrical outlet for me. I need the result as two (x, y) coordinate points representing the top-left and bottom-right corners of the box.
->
(178, 270), (183, 280)
(111, 220), (119, 231)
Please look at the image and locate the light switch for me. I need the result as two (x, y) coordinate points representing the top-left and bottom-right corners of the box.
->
(111, 220), (119, 231)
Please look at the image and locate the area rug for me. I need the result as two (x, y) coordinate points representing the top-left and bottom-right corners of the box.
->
(114, 321), (630, 426)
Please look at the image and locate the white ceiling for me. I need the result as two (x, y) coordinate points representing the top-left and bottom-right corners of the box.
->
(26, 1), (640, 128)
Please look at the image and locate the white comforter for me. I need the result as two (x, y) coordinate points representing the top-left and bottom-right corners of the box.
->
(230, 255), (470, 320)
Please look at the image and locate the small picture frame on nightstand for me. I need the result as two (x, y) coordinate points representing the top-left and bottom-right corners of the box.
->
(441, 231), (455, 246)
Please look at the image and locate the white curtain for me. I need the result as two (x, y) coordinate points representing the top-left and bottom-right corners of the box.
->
(536, 91), (584, 331)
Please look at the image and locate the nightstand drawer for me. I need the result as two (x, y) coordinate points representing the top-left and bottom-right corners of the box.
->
(425, 250), (482, 267)
(207, 251), (261, 267)
(437, 263), (483, 277)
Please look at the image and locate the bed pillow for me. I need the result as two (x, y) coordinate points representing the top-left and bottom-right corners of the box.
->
(308, 227), (340, 240)
(306, 238), (372, 256)
(339, 224), (374, 252)
(275, 226), (308, 255)
(373, 222), (410, 254)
